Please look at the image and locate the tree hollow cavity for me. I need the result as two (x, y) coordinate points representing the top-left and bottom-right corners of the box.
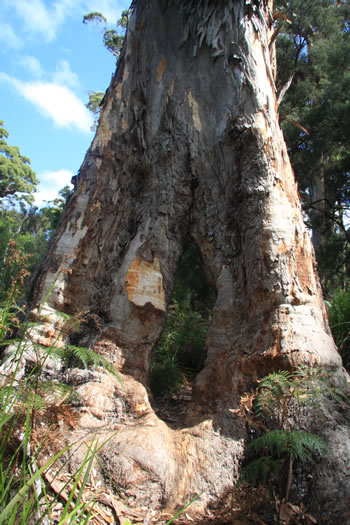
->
(150, 242), (216, 425)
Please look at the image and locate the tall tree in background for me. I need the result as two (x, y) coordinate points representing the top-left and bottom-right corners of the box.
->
(19, 1), (350, 521)
(276, 0), (350, 293)
(84, 9), (131, 130)
(0, 120), (38, 206)
(0, 118), (71, 298)
(0, 186), (71, 300)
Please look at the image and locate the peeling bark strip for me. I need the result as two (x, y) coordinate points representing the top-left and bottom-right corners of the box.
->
(27, 0), (349, 521)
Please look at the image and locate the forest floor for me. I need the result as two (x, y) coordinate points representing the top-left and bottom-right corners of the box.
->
(151, 383), (193, 429)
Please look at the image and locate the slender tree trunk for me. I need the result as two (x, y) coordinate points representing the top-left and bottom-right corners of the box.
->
(26, 0), (348, 521)
(311, 152), (326, 252)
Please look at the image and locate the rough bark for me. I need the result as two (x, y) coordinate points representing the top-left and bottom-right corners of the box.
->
(23, 0), (349, 521)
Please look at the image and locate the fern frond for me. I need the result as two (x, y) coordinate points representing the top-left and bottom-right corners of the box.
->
(248, 429), (289, 458)
(287, 430), (328, 460)
(249, 429), (328, 463)
(37, 344), (66, 362)
(66, 346), (123, 387)
(241, 456), (284, 484)
(36, 381), (77, 402)
(254, 370), (293, 419)
(25, 391), (47, 413)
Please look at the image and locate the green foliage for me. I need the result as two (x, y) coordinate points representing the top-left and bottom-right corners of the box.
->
(0, 121), (38, 206)
(82, 12), (107, 25)
(153, 297), (210, 374)
(85, 91), (104, 131)
(47, 343), (123, 386)
(242, 429), (327, 485)
(0, 185), (71, 301)
(0, 282), (122, 523)
(329, 287), (350, 369)
(254, 370), (293, 422)
(241, 455), (284, 485)
(103, 30), (125, 57)
(150, 243), (215, 398)
(254, 365), (348, 427)
(274, 0), (350, 293)
(150, 358), (184, 398)
(241, 367), (336, 494)
(249, 429), (328, 463)
(83, 9), (132, 131)
(40, 185), (72, 233)
(0, 220), (45, 302)
(83, 9), (131, 57)
(85, 91), (104, 116)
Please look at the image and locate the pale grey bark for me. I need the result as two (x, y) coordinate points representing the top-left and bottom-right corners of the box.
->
(26, 1), (349, 521)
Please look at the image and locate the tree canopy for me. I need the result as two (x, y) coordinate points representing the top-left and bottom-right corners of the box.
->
(83, 9), (130, 58)
(0, 120), (38, 206)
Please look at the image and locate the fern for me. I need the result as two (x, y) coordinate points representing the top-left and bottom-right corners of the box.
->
(241, 366), (334, 496)
(241, 455), (284, 484)
(65, 345), (124, 386)
(249, 429), (328, 461)
(254, 370), (293, 420)
(242, 429), (328, 488)
(36, 380), (77, 403)
(249, 429), (289, 458)
(21, 389), (47, 413)
(286, 430), (328, 460)
(38, 343), (121, 379)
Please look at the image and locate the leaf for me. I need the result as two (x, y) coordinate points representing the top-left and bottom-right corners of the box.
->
(279, 502), (297, 522)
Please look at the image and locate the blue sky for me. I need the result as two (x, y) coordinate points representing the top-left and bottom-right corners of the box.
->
(0, 0), (130, 206)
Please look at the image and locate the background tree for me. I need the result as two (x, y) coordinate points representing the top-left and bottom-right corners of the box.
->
(85, 91), (105, 131)
(83, 10), (131, 131)
(0, 184), (71, 300)
(0, 120), (38, 206)
(275, 0), (350, 293)
(83, 9), (131, 58)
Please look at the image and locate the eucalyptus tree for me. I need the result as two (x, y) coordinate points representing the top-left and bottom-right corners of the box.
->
(23, 1), (349, 522)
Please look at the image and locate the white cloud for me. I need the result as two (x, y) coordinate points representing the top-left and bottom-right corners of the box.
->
(2, 0), (128, 45)
(4, 0), (65, 42)
(19, 56), (43, 77)
(35, 169), (73, 206)
(0, 72), (92, 133)
(53, 59), (79, 88)
(0, 22), (24, 49)
(20, 82), (93, 132)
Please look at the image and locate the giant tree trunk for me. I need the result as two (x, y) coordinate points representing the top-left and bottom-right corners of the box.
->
(26, 0), (348, 522)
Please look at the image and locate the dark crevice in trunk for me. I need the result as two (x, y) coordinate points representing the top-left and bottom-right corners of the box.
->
(150, 241), (216, 428)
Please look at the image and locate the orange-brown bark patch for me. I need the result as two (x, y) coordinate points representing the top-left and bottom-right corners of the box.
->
(125, 257), (166, 311)
(157, 56), (167, 82)
(294, 244), (315, 294)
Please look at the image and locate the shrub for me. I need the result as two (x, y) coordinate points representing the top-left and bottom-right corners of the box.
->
(328, 287), (350, 369)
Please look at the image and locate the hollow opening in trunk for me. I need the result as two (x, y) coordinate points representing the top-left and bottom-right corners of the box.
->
(150, 242), (216, 424)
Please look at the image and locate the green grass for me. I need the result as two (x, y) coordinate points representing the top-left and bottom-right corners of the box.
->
(0, 267), (120, 523)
